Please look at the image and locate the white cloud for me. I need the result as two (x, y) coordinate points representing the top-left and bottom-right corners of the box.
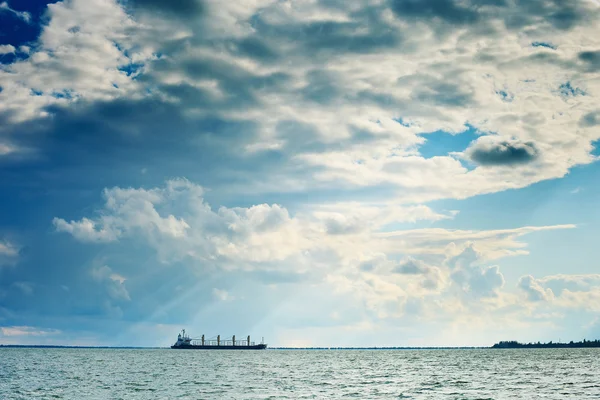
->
(212, 288), (235, 302)
(0, 326), (61, 337)
(0, 2), (31, 23)
(0, 240), (19, 268)
(0, 44), (16, 54)
(0, 143), (17, 156)
(53, 217), (120, 243)
(54, 179), (574, 273)
(0, 240), (18, 258)
(518, 273), (600, 311)
(518, 275), (554, 302)
(0, 0), (147, 122)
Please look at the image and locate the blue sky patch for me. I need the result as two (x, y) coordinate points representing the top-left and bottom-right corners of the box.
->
(591, 139), (600, 158)
(559, 82), (586, 97)
(532, 41), (557, 50)
(496, 90), (514, 102)
(417, 125), (482, 159)
(118, 63), (144, 77)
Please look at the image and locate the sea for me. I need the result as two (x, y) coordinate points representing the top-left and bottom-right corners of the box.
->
(1, 348), (599, 399)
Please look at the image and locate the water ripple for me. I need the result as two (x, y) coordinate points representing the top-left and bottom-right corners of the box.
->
(1, 348), (600, 399)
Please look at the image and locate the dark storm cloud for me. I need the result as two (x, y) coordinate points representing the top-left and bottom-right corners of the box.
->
(233, 37), (280, 63)
(411, 81), (475, 108)
(122, 0), (204, 19)
(299, 20), (400, 54)
(248, 13), (401, 58)
(300, 70), (342, 105)
(580, 111), (600, 127)
(389, 0), (592, 32)
(578, 51), (600, 72)
(466, 138), (540, 166)
(390, 0), (481, 25)
(139, 55), (291, 112)
(0, 97), (263, 194)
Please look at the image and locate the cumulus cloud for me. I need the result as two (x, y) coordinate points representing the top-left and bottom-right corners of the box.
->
(54, 179), (574, 273)
(464, 136), (540, 166)
(517, 275), (554, 302)
(447, 244), (505, 298)
(0, 44), (16, 54)
(538, 274), (600, 295)
(48, 178), (579, 327)
(393, 257), (447, 290)
(54, 179), (306, 266)
(517, 273), (600, 311)
(53, 217), (120, 243)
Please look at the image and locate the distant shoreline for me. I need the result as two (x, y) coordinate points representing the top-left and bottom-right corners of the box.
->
(492, 340), (600, 349)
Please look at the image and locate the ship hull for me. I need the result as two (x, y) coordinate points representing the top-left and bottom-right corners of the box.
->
(171, 344), (267, 350)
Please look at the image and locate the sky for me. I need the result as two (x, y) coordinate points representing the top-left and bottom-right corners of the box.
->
(0, 0), (600, 348)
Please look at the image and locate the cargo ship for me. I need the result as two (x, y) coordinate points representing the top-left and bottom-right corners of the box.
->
(170, 329), (267, 350)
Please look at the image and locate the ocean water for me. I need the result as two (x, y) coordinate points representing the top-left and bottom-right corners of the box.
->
(1, 348), (599, 399)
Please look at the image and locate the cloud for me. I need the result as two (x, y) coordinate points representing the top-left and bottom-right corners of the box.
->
(393, 257), (446, 290)
(0, 326), (61, 337)
(47, 178), (579, 330)
(390, 0), (480, 25)
(91, 265), (130, 301)
(53, 217), (120, 243)
(447, 244), (505, 298)
(580, 110), (600, 127)
(518, 274), (600, 311)
(1, 0), (599, 345)
(464, 136), (540, 166)
(0, 143), (17, 156)
(518, 275), (554, 302)
(0, 240), (19, 265)
(0, 0), (598, 209)
(389, 0), (594, 32)
(0, 44), (16, 55)
(53, 179), (574, 273)
(12, 282), (33, 296)
(212, 288), (235, 302)
(579, 50), (600, 72)
(538, 274), (600, 295)
(54, 179), (306, 265)
(393, 257), (431, 275)
(124, 0), (205, 19)
(0, 2), (31, 23)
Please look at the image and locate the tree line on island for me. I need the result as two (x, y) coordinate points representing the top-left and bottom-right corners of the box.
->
(492, 339), (600, 348)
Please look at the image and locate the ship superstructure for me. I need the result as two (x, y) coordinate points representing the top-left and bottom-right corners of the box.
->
(171, 329), (267, 350)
